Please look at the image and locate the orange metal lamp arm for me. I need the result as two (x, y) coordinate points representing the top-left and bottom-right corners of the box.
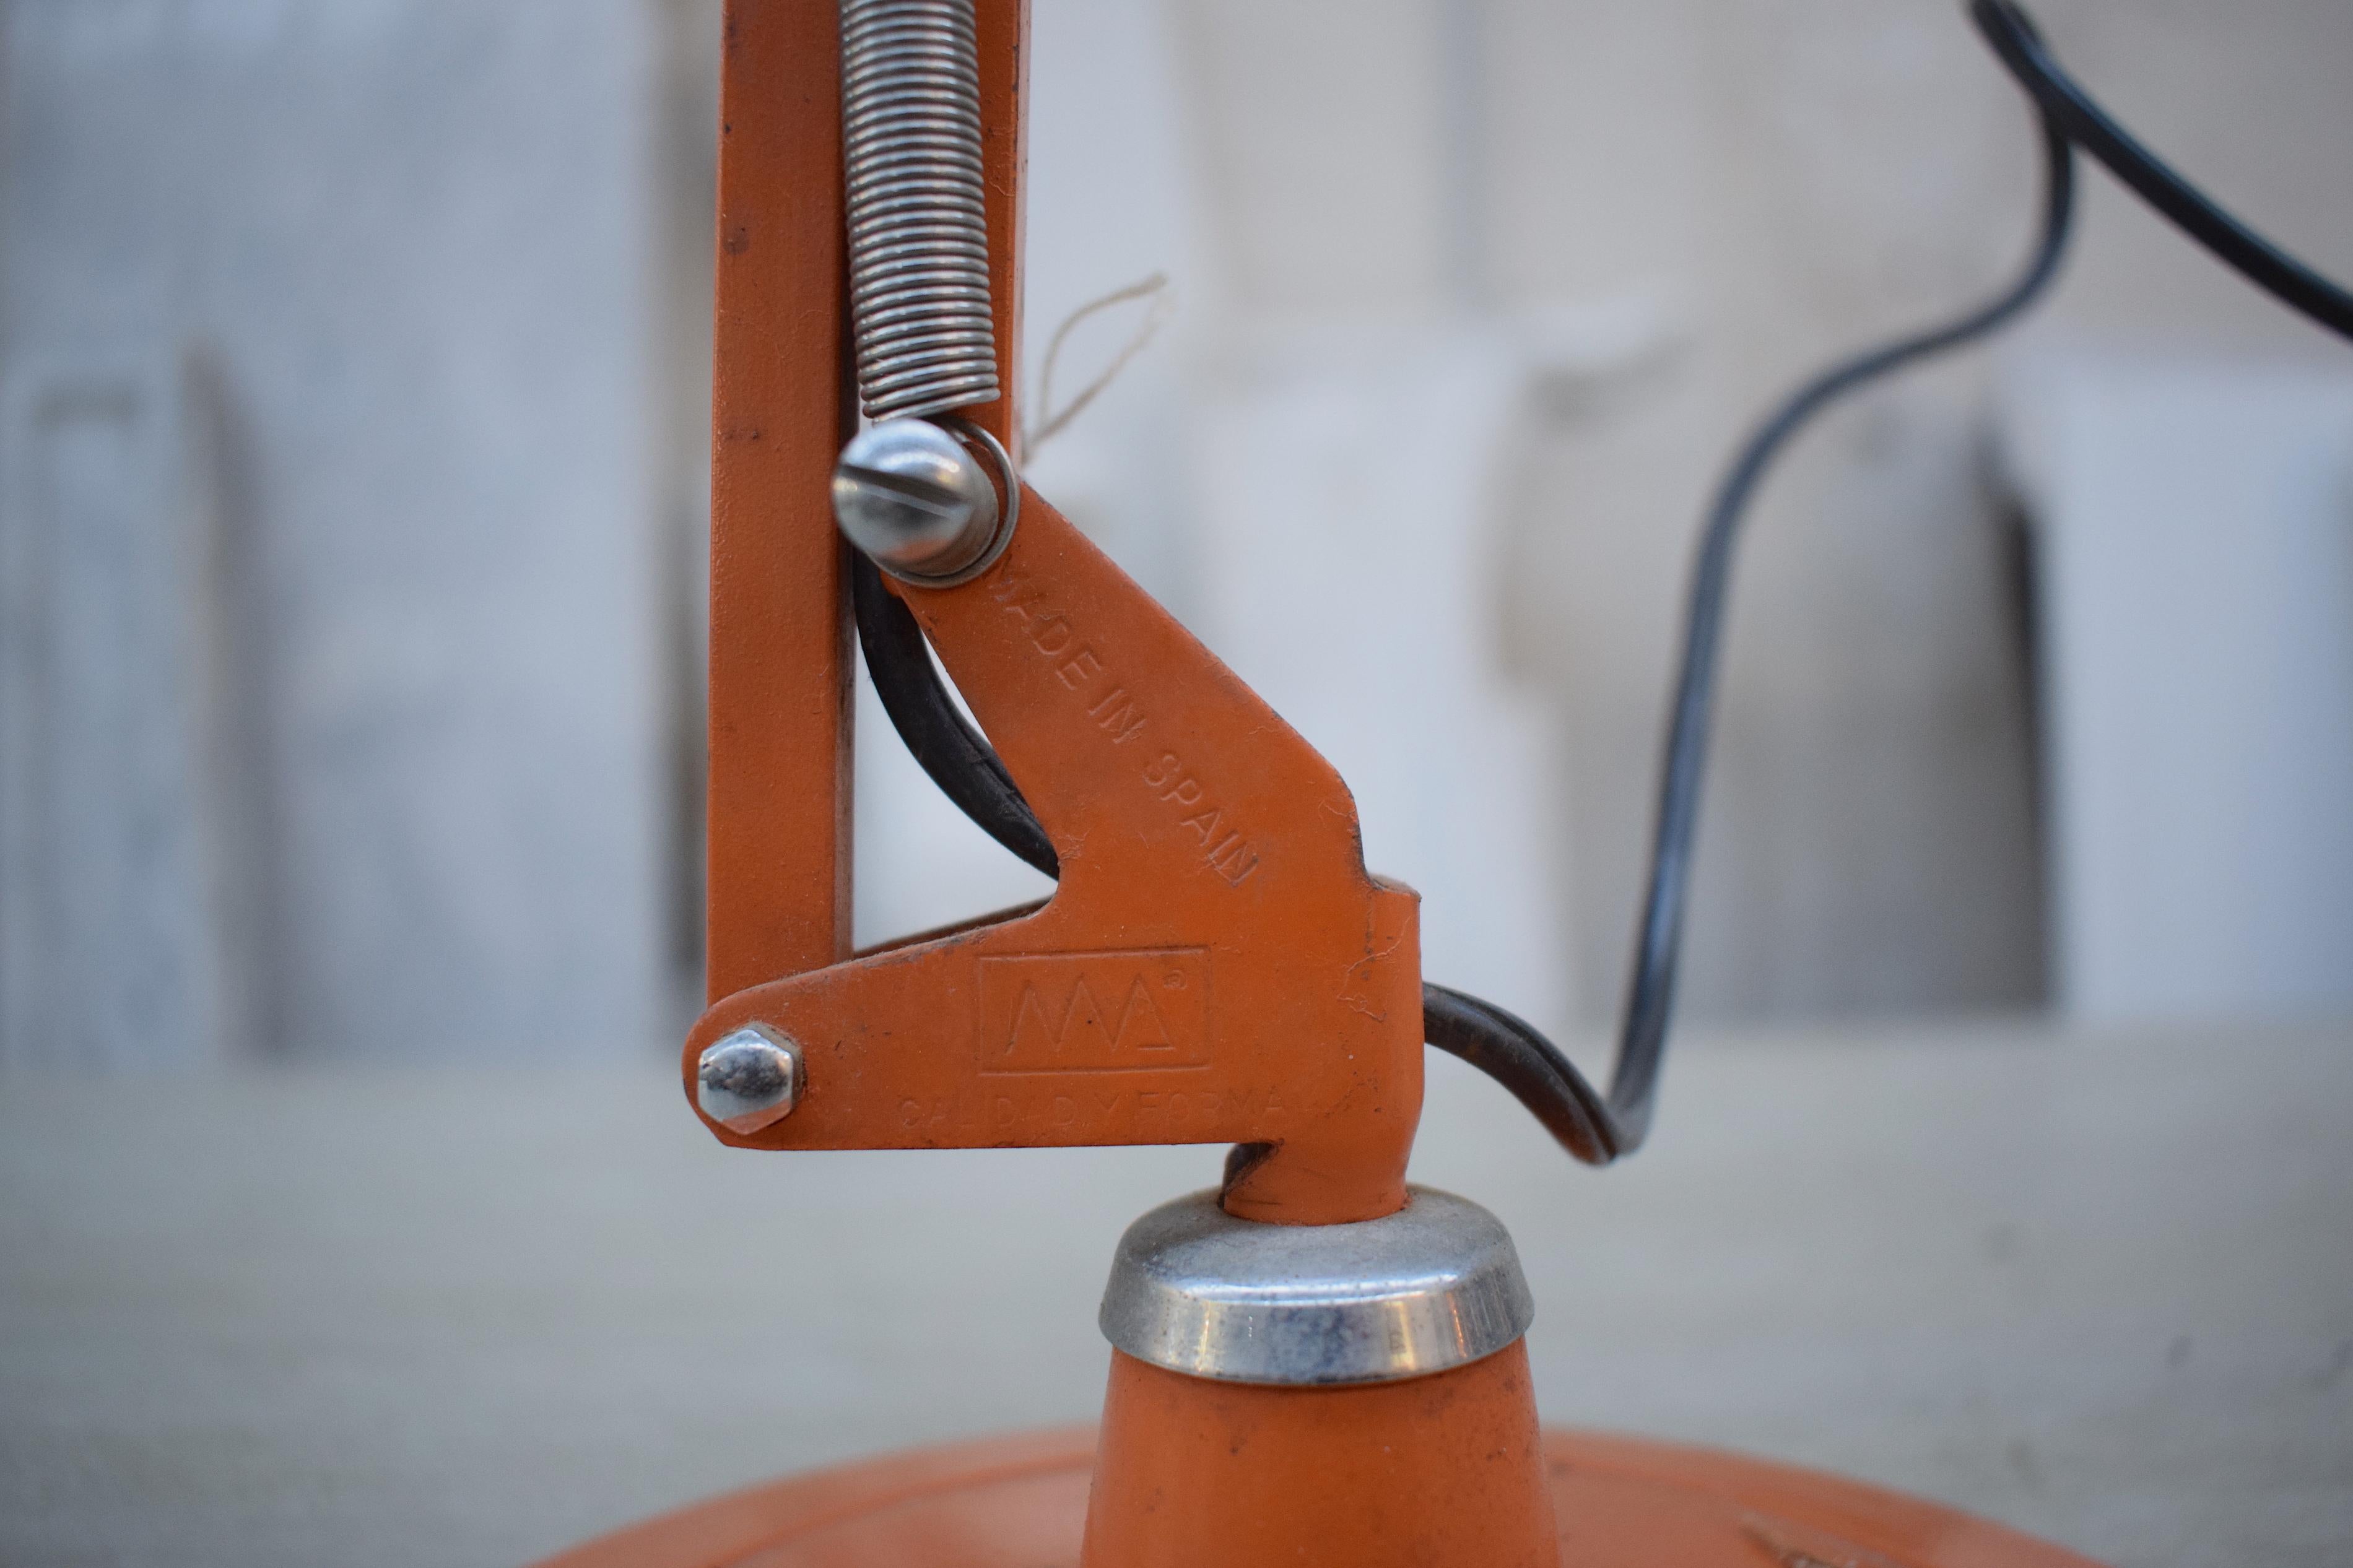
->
(692, 0), (1422, 1225)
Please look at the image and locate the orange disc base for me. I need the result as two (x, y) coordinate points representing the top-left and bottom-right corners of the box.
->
(541, 1426), (2103, 1568)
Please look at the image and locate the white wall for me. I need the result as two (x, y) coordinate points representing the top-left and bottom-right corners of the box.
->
(2004, 355), (2353, 1023)
(1009, 0), (2352, 1030)
(1479, 0), (2353, 1026)
(0, 1), (674, 1062)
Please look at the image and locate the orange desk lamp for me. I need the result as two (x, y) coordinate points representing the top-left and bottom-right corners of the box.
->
(546, 2), (2352, 1562)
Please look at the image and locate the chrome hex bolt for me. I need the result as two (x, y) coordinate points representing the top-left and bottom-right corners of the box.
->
(696, 1025), (803, 1135)
(831, 418), (1003, 580)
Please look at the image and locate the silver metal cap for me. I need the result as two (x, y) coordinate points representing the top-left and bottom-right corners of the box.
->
(1098, 1185), (1534, 1387)
(832, 417), (1006, 583)
(696, 1024), (802, 1135)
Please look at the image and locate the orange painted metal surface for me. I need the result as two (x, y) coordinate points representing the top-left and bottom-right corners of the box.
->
(1082, 1346), (1559, 1567)
(686, 482), (1425, 1224)
(705, 0), (856, 1000)
(703, 0), (1022, 1015)
(676, 7), (2100, 1564)
(692, 0), (1421, 1224)
(539, 1423), (2109, 1568)
(972, 0), (1027, 460)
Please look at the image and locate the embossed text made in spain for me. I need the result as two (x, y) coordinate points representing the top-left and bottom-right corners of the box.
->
(1143, 752), (1261, 887)
(990, 566), (1263, 888)
(991, 568), (1147, 745)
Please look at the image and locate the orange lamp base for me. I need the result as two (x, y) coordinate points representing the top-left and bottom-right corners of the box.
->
(540, 1424), (2103, 1568)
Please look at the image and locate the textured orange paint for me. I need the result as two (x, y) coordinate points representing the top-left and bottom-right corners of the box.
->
(695, 0), (1422, 1224)
(706, 0), (856, 1002)
(686, 486), (1425, 1225)
(1081, 1347), (1560, 1568)
(541, 1421), (2108, 1567)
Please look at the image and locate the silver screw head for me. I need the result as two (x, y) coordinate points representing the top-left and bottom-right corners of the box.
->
(832, 418), (1001, 578)
(697, 1025), (803, 1135)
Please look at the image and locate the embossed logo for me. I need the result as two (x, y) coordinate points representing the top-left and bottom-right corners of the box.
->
(978, 948), (1211, 1073)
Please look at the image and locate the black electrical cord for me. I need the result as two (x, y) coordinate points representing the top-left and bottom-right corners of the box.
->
(1603, 66), (2075, 1164)
(1972, 0), (2353, 342)
(850, 0), (2352, 1169)
(853, 552), (1060, 880)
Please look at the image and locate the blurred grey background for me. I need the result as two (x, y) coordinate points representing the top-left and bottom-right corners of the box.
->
(6, 0), (2351, 1068)
(2, 2), (2350, 1565)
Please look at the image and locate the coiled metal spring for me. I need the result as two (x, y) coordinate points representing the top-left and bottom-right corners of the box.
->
(839, 0), (1001, 421)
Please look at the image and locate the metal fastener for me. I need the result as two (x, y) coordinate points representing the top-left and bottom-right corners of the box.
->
(831, 417), (1016, 585)
(1098, 1185), (1536, 1386)
(696, 1025), (803, 1135)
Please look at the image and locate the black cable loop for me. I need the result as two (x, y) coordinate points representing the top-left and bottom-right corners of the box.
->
(1604, 106), (2077, 1162)
(1970, 0), (2353, 341)
(848, 0), (2351, 1168)
(852, 552), (1059, 878)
